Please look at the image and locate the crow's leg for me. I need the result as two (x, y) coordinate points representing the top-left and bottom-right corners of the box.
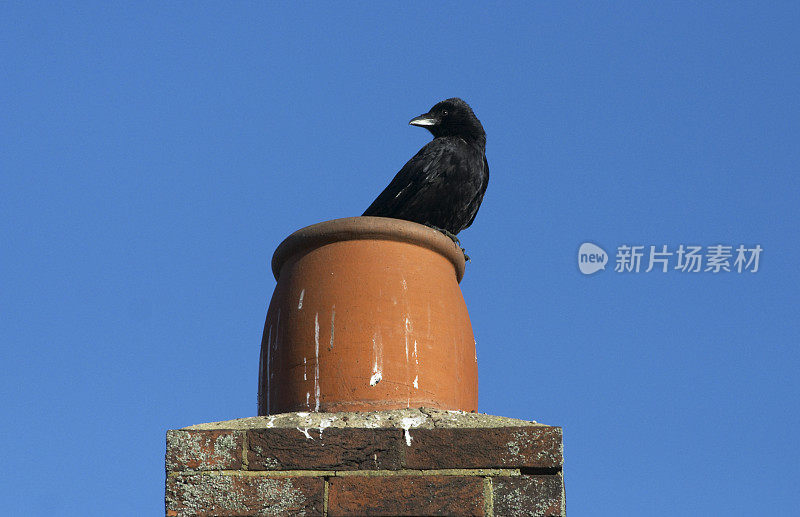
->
(424, 224), (461, 246)
(423, 224), (469, 262)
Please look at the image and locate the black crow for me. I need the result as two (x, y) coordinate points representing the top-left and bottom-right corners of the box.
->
(363, 98), (488, 244)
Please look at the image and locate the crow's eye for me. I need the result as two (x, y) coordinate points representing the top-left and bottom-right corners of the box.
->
(441, 110), (449, 117)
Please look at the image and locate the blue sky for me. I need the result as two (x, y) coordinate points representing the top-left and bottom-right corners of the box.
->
(2, 2), (798, 515)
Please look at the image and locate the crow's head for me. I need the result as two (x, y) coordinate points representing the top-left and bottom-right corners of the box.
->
(409, 98), (485, 143)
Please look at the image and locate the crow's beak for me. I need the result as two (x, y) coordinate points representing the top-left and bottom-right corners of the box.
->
(409, 113), (437, 127)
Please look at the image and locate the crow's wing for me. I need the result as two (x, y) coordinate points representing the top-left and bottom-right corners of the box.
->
(461, 155), (489, 230)
(363, 139), (455, 221)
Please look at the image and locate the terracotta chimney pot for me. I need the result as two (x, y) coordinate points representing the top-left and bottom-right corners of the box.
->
(258, 216), (478, 414)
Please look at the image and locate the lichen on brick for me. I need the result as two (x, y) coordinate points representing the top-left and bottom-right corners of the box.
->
(493, 475), (563, 517)
(167, 475), (249, 516)
(166, 430), (242, 471)
(260, 456), (282, 469)
(214, 433), (238, 464)
(255, 477), (310, 515)
(505, 438), (521, 463)
(166, 474), (322, 516)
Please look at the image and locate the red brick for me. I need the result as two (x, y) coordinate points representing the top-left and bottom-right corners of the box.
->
(404, 426), (562, 469)
(327, 475), (484, 516)
(492, 475), (564, 517)
(166, 430), (243, 471)
(166, 474), (323, 516)
(247, 428), (403, 470)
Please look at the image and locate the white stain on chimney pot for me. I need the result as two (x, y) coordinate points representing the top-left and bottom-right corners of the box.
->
(314, 312), (320, 411)
(404, 317), (412, 362)
(329, 305), (335, 349)
(370, 332), (383, 386)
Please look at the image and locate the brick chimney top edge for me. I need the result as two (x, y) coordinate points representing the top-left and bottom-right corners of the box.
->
(178, 407), (555, 431)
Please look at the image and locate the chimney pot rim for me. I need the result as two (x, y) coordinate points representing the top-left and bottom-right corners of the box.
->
(271, 216), (466, 282)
